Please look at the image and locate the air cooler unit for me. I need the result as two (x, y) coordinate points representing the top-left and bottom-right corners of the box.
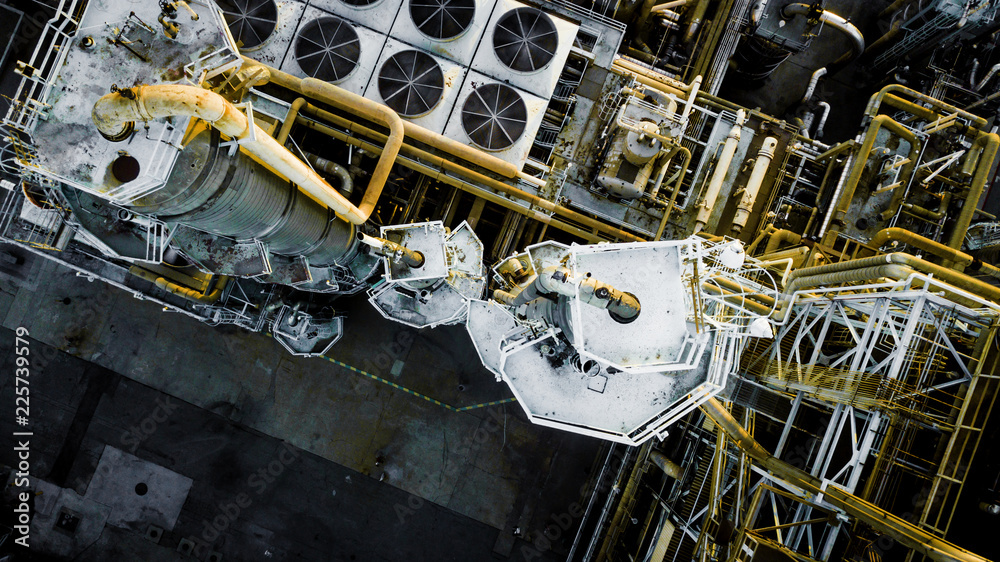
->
(387, 0), (491, 66)
(232, 1), (307, 67)
(468, 0), (579, 99)
(443, 73), (546, 166)
(309, 0), (406, 34)
(278, 6), (389, 95)
(364, 39), (468, 133)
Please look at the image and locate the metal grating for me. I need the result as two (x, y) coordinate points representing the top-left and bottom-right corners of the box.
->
(377, 50), (444, 117)
(294, 17), (361, 83)
(460, 83), (527, 151)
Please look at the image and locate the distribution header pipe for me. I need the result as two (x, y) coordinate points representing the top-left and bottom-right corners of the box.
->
(783, 252), (1000, 303)
(238, 57), (536, 186)
(295, 103), (645, 242)
(869, 227), (1000, 277)
(91, 84), (381, 225)
(700, 397), (993, 562)
(781, 3), (866, 63)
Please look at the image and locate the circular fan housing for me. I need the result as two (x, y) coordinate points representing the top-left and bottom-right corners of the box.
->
(493, 8), (558, 72)
(217, 0), (278, 49)
(295, 17), (361, 83)
(378, 50), (445, 117)
(461, 83), (527, 151)
(340, 0), (381, 5)
(410, 0), (476, 40)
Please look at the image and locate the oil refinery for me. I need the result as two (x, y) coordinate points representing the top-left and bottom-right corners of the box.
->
(1, 0), (999, 560)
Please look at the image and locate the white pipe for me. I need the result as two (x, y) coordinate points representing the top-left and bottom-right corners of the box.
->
(733, 136), (778, 232)
(818, 153), (854, 239)
(357, 233), (385, 253)
(801, 67), (828, 103)
(750, 0), (767, 24)
(695, 109), (747, 232)
(920, 149), (965, 184)
(647, 150), (675, 199)
(651, 0), (688, 12)
(680, 75), (702, 128)
(814, 101), (831, 139)
(975, 63), (1000, 91)
(782, 4), (866, 62)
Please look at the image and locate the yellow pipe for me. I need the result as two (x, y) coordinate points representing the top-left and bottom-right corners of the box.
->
(711, 276), (778, 310)
(865, 84), (988, 129)
(732, 136), (778, 232)
(295, 106), (643, 242)
(764, 229), (802, 255)
(651, 0), (688, 12)
(276, 97), (307, 145)
(622, 71), (686, 97)
(239, 57), (532, 186)
(702, 283), (774, 315)
(682, 0), (710, 43)
(655, 146), (692, 240)
(869, 227), (1000, 276)
(696, 109), (747, 232)
(821, 115), (919, 246)
(91, 84), (377, 225)
(948, 132), (999, 251)
(612, 57), (693, 93)
(785, 252), (1000, 303)
(757, 245), (809, 266)
(701, 397), (993, 562)
(128, 266), (227, 304)
(295, 115), (634, 243)
(816, 139), (854, 161)
(612, 62), (753, 118)
(296, 78), (403, 223)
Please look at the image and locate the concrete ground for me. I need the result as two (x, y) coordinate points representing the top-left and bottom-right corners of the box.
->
(0, 249), (604, 561)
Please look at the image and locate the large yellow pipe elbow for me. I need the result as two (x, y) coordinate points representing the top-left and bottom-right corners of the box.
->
(92, 84), (377, 225)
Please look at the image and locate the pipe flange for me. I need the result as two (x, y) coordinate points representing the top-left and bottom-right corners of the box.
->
(608, 291), (641, 324)
(99, 120), (136, 142)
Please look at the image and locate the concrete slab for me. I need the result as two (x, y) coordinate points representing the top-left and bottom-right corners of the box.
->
(85, 446), (193, 532)
(29, 479), (112, 560)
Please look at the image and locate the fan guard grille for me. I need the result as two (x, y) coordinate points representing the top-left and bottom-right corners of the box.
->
(409, 0), (476, 41)
(217, 0), (278, 49)
(492, 8), (558, 72)
(295, 17), (362, 83)
(461, 83), (527, 151)
(378, 50), (445, 117)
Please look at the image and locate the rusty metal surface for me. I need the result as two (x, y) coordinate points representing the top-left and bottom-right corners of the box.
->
(171, 225), (269, 276)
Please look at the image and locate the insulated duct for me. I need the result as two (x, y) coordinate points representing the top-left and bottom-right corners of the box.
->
(128, 129), (361, 267)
